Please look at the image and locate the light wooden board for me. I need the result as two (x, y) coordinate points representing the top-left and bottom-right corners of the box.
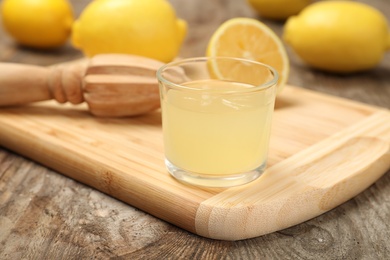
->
(0, 85), (389, 241)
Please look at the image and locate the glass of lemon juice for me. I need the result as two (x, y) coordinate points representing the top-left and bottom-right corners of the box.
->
(157, 57), (278, 187)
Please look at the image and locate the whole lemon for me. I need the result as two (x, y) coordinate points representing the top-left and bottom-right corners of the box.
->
(283, 1), (390, 73)
(1, 0), (74, 49)
(247, 0), (312, 20)
(71, 0), (187, 63)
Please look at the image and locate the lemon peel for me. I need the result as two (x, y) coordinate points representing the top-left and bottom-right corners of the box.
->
(71, 0), (187, 63)
(247, 0), (312, 20)
(1, 0), (74, 48)
(283, 1), (390, 73)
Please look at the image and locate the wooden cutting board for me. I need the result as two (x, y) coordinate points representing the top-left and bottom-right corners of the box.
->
(0, 85), (389, 241)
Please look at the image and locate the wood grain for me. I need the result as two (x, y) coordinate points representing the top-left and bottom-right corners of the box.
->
(196, 110), (390, 239)
(1, 0), (390, 258)
(0, 84), (389, 241)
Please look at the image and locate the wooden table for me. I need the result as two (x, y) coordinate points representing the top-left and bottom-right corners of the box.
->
(1, 0), (389, 259)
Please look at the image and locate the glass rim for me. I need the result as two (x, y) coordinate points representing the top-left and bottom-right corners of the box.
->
(156, 56), (279, 93)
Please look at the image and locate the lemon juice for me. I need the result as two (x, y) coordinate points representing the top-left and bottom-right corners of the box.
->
(161, 79), (275, 176)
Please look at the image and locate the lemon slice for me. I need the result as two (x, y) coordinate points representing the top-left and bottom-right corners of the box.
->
(206, 17), (289, 93)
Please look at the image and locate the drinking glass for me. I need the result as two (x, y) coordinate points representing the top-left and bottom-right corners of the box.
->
(157, 57), (278, 187)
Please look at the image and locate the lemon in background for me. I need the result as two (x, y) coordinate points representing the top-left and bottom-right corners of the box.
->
(1, 0), (74, 49)
(283, 1), (390, 73)
(206, 18), (289, 93)
(72, 0), (187, 63)
(247, 0), (312, 20)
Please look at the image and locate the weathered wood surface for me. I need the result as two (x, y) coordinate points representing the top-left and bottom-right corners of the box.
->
(1, 0), (390, 259)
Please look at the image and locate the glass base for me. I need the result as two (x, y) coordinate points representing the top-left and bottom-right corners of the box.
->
(165, 159), (266, 188)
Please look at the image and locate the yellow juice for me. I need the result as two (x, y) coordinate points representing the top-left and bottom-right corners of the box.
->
(161, 79), (275, 176)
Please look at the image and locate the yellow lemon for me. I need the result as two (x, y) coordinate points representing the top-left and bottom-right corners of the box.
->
(283, 1), (390, 73)
(1, 0), (74, 49)
(247, 0), (312, 20)
(206, 18), (289, 93)
(72, 0), (187, 63)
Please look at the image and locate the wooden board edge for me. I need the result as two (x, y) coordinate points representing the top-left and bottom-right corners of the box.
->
(194, 110), (390, 240)
(0, 118), (202, 233)
(1, 85), (389, 240)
